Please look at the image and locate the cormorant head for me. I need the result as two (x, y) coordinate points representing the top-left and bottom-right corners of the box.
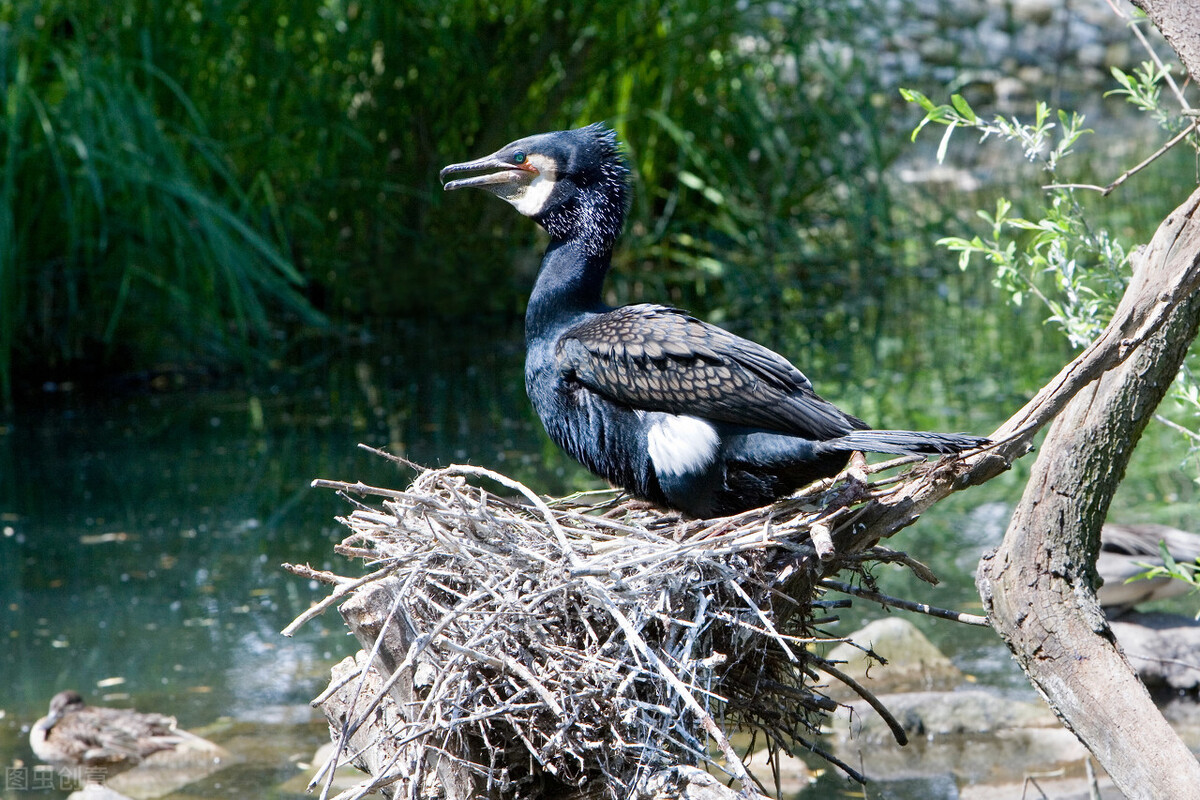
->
(440, 123), (629, 254)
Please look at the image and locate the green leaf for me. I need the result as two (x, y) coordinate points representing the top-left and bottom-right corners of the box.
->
(950, 93), (976, 123)
(1161, 541), (1180, 574)
(899, 87), (936, 112)
(677, 170), (706, 191)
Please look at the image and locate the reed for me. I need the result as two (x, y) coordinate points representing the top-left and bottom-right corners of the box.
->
(0, 3), (322, 407)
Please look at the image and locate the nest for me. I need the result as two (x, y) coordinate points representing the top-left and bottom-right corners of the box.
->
(288, 446), (964, 800)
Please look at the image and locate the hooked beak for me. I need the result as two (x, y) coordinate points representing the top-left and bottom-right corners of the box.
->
(439, 153), (536, 194)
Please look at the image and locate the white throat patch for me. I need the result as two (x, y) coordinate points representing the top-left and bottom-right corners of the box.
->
(509, 153), (557, 217)
(647, 414), (720, 478)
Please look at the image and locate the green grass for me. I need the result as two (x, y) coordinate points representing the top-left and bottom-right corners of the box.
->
(4, 0), (932, 408)
(0, 3), (323, 408)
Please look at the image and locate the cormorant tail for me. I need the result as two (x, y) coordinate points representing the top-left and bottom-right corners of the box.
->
(834, 429), (989, 456)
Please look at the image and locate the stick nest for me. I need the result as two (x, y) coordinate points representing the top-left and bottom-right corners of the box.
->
(293, 449), (945, 799)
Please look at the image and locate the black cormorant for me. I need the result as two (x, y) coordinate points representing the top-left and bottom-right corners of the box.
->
(440, 124), (988, 518)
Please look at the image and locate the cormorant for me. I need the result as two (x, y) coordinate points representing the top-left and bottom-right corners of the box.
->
(440, 124), (988, 518)
(30, 691), (192, 783)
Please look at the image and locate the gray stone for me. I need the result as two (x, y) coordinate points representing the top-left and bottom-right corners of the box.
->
(828, 690), (1087, 782)
(1110, 611), (1200, 692)
(822, 617), (963, 699)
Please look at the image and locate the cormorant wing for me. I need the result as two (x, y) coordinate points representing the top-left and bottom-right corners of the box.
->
(557, 304), (863, 439)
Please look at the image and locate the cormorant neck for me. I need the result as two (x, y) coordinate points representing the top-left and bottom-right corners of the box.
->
(526, 238), (612, 344)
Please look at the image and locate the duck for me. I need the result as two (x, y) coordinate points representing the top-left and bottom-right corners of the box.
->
(29, 690), (191, 785)
(440, 124), (988, 518)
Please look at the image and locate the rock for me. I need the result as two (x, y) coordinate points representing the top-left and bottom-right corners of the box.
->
(1110, 611), (1200, 691)
(822, 617), (962, 699)
(959, 774), (1125, 799)
(833, 689), (1059, 743)
(104, 736), (230, 799)
(67, 787), (133, 800)
(827, 690), (1087, 782)
(744, 748), (812, 796)
(1160, 697), (1200, 752)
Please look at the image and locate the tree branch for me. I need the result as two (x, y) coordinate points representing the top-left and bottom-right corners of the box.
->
(978, 186), (1200, 799)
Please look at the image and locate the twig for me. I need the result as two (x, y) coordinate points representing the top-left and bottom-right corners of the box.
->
(311, 664), (364, 707)
(593, 579), (765, 796)
(815, 659), (908, 747)
(1046, 119), (1200, 196)
(311, 477), (414, 500)
(791, 734), (867, 784)
(281, 560), (404, 637)
(443, 641), (566, 718)
(1128, 16), (1192, 113)
(865, 546), (940, 585)
(492, 468), (768, 796)
(810, 522), (835, 561)
(282, 563), (354, 585)
(1086, 757), (1101, 800)
(356, 442), (425, 470)
(819, 579), (989, 626)
(1153, 413), (1200, 442)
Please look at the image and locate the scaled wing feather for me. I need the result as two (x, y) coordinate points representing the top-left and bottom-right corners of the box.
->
(557, 305), (861, 439)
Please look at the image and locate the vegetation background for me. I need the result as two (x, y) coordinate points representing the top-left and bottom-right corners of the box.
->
(1, 0), (1197, 490)
(0, 0), (1138, 408)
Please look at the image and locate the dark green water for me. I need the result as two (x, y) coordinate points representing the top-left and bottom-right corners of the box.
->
(0, 319), (559, 798)
(1, 296), (1197, 800)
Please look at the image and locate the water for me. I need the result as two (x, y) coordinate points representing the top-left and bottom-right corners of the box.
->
(0, 320), (561, 798)
(1, 300), (1196, 800)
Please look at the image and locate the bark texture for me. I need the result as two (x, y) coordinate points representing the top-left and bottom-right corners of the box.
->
(1131, 0), (1200, 81)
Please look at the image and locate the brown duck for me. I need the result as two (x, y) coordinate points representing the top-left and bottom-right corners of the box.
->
(29, 690), (190, 783)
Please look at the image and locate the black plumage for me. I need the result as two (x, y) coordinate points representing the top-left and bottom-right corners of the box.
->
(441, 124), (988, 517)
(559, 304), (862, 439)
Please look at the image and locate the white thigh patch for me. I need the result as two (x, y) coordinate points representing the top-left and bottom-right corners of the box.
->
(647, 415), (720, 477)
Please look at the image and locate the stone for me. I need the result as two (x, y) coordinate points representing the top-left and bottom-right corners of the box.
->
(1110, 611), (1200, 692)
(822, 617), (962, 699)
(827, 690), (1087, 782)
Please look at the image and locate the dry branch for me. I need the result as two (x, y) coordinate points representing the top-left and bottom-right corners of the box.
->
(978, 185), (1200, 800)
